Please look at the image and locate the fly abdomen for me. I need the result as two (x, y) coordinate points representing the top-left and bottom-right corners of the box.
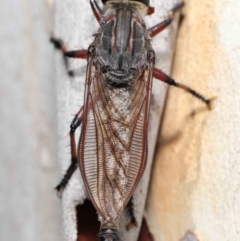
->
(98, 228), (120, 241)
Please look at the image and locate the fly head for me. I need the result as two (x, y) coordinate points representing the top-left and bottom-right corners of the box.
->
(102, 0), (150, 7)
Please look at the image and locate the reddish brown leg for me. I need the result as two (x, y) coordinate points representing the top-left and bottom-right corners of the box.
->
(148, 1), (184, 38)
(153, 68), (212, 109)
(65, 50), (88, 59)
(147, 6), (155, 15)
(55, 107), (84, 197)
(51, 37), (88, 76)
(51, 37), (74, 76)
(90, 0), (102, 23)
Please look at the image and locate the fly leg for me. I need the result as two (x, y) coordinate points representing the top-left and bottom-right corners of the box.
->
(50, 37), (88, 76)
(147, 6), (155, 15)
(55, 107), (84, 197)
(125, 197), (138, 231)
(90, 0), (103, 23)
(153, 68), (213, 109)
(50, 37), (74, 76)
(51, 1), (101, 74)
(148, 1), (184, 38)
(65, 50), (88, 59)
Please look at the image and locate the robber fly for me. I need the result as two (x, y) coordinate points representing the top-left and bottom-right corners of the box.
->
(51, 0), (212, 240)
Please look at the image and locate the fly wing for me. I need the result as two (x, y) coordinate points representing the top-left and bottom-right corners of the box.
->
(79, 58), (153, 224)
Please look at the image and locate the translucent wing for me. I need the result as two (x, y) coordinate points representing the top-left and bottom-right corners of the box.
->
(79, 58), (153, 225)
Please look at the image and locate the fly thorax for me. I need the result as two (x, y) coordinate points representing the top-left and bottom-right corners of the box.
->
(98, 5), (147, 88)
(98, 224), (120, 241)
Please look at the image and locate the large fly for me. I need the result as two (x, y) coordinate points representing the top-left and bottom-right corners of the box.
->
(51, 1), (212, 240)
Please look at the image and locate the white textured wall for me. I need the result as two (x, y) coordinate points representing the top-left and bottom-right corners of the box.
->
(0, 0), (61, 241)
(147, 1), (240, 241)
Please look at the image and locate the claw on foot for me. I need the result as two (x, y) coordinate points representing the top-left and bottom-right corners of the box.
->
(206, 95), (217, 110)
(126, 221), (138, 231)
